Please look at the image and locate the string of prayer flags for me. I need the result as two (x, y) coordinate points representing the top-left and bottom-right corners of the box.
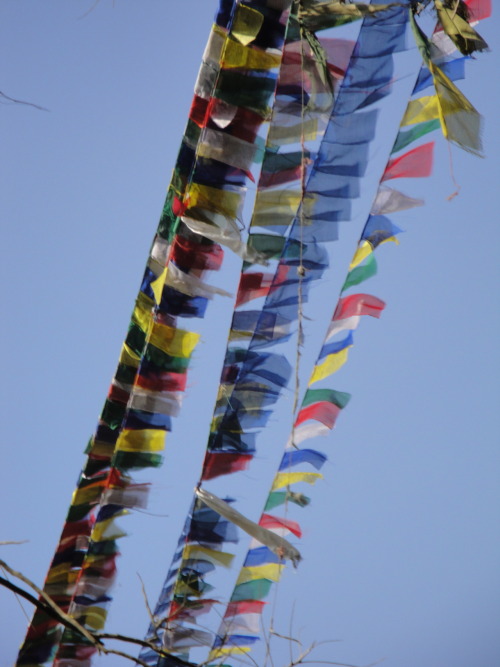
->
(18, 1), (295, 664)
(206, 10), (484, 659)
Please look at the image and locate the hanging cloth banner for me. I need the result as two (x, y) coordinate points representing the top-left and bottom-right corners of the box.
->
(195, 488), (302, 565)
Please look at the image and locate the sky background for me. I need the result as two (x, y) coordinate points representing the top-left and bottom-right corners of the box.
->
(1, 2), (499, 667)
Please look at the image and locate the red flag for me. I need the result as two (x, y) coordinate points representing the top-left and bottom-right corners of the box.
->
(61, 519), (93, 540)
(294, 401), (342, 429)
(189, 95), (209, 127)
(108, 381), (130, 404)
(236, 265), (290, 307)
(202, 452), (253, 480)
(171, 235), (224, 271)
(224, 600), (266, 617)
(259, 513), (302, 538)
(463, 0), (491, 21)
(332, 293), (386, 321)
(382, 142), (434, 181)
(136, 371), (187, 393)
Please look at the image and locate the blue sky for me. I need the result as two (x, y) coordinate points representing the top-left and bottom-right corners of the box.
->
(1, 3), (499, 667)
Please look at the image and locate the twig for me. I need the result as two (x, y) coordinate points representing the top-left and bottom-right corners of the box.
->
(0, 91), (48, 111)
(78, 0), (101, 20)
(270, 628), (302, 646)
(285, 641), (316, 667)
(288, 601), (297, 667)
(137, 572), (160, 640)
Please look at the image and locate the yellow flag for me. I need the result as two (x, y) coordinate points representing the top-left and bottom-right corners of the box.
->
(91, 515), (128, 542)
(236, 563), (285, 585)
(430, 61), (483, 156)
(149, 322), (200, 358)
(380, 236), (399, 247)
(45, 562), (72, 584)
(115, 428), (166, 453)
(267, 118), (319, 145)
(231, 4), (264, 45)
(183, 545), (235, 568)
(253, 189), (302, 216)
(186, 182), (244, 219)
(401, 95), (439, 126)
(150, 267), (167, 305)
(349, 240), (372, 270)
(210, 646), (251, 657)
(81, 606), (108, 630)
(71, 483), (104, 507)
(223, 38), (281, 70)
(131, 293), (154, 332)
(118, 343), (141, 368)
(272, 471), (323, 491)
(310, 347), (350, 384)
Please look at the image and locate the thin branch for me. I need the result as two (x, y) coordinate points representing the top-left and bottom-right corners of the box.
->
(0, 91), (48, 111)
(269, 628), (302, 646)
(78, 0), (101, 20)
(137, 572), (160, 641)
(288, 601), (297, 667)
(286, 641), (316, 667)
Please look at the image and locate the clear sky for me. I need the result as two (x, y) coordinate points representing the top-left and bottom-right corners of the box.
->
(1, 3), (499, 667)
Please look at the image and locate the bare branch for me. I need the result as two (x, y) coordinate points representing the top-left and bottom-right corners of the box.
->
(0, 91), (48, 111)
(137, 572), (160, 641)
(269, 628), (302, 646)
